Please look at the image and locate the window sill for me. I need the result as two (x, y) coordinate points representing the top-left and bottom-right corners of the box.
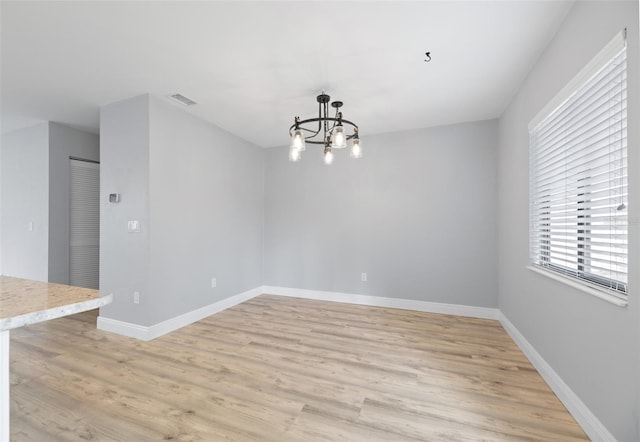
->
(526, 266), (628, 308)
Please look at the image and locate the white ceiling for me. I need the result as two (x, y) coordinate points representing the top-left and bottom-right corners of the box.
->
(1, 1), (573, 148)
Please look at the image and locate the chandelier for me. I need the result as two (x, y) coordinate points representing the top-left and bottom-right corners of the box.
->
(288, 92), (362, 164)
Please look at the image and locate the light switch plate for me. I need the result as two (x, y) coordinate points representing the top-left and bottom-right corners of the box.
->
(128, 220), (141, 233)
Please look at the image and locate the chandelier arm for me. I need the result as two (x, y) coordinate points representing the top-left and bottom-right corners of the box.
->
(323, 101), (329, 141)
(290, 117), (358, 130)
(299, 126), (321, 135)
(316, 100), (321, 138)
(331, 107), (340, 131)
(290, 117), (358, 129)
(290, 118), (357, 128)
(288, 117), (359, 144)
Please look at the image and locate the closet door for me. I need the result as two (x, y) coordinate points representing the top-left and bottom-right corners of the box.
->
(69, 158), (100, 289)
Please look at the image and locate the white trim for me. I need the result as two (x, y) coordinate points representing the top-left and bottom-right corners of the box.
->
(262, 286), (500, 320)
(529, 29), (626, 131)
(499, 313), (616, 442)
(527, 266), (628, 308)
(98, 286), (500, 340)
(1, 330), (10, 442)
(96, 316), (150, 341)
(97, 286), (263, 341)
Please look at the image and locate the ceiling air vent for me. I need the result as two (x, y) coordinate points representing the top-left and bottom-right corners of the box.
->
(169, 93), (197, 106)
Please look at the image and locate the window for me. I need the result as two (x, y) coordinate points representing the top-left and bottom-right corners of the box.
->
(529, 30), (627, 301)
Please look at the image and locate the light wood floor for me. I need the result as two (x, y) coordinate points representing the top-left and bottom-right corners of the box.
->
(10, 294), (588, 441)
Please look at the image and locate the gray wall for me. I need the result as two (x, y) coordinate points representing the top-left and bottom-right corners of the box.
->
(100, 95), (151, 324)
(48, 122), (100, 284)
(100, 95), (264, 326)
(0, 123), (49, 280)
(265, 120), (498, 307)
(147, 95), (264, 324)
(0, 122), (100, 282)
(497, 1), (639, 440)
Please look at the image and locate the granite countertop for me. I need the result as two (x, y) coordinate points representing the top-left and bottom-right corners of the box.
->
(0, 275), (113, 331)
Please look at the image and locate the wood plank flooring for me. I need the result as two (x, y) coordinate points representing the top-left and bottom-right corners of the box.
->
(9, 294), (588, 441)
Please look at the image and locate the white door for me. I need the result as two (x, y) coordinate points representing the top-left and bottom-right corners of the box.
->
(69, 158), (100, 289)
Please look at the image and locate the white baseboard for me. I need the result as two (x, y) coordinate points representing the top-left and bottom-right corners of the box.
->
(262, 286), (500, 320)
(97, 316), (149, 340)
(97, 286), (263, 341)
(499, 313), (615, 442)
(98, 285), (499, 340)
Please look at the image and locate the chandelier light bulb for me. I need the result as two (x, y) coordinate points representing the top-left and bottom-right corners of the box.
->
(350, 138), (362, 158)
(289, 147), (301, 162)
(291, 129), (306, 151)
(324, 147), (334, 165)
(331, 125), (347, 149)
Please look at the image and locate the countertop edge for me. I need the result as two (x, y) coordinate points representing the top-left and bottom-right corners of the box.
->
(0, 293), (113, 331)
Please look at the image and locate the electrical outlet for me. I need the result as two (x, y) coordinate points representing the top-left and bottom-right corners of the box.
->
(361, 273), (367, 282)
(133, 291), (140, 304)
(211, 278), (217, 288)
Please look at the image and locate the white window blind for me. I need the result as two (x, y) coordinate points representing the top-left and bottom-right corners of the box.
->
(529, 31), (627, 299)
